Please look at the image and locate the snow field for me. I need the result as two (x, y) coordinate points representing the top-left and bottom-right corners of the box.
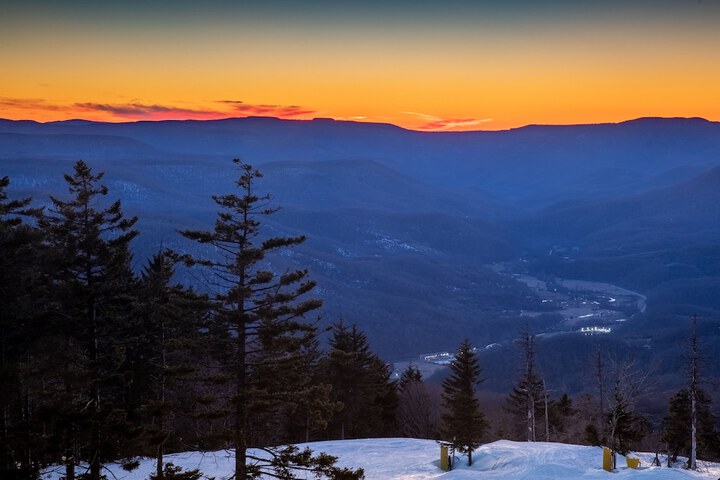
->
(40, 439), (720, 480)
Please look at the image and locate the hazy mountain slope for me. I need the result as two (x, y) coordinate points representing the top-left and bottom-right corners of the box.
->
(258, 159), (503, 216)
(0, 132), (161, 159)
(3, 116), (720, 208)
(519, 166), (720, 313)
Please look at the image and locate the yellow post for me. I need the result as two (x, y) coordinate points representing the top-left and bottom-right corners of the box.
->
(440, 445), (449, 471)
(603, 447), (613, 472)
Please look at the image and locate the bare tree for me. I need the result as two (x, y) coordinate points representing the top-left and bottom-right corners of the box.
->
(688, 314), (699, 470)
(396, 365), (439, 438)
(605, 356), (652, 466)
(505, 325), (543, 442)
(594, 347), (606, 439)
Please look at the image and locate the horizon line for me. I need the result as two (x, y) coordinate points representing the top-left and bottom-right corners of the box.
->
(0, 115), (716, 134)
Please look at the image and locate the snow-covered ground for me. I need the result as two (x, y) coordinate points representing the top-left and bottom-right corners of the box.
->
(40, 439), (720, 480)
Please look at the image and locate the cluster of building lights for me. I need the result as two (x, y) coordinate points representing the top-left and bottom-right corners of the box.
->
(580, 326), (612, 335)
(423, 352), (453, 363)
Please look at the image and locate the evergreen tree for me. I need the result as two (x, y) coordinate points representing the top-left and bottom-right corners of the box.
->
(0, 176), (45, 480)
(128, 251), (209, 479)
(277, 334), (336, 444)
(250, 317), (340, 448)
(441, 339), (487, 466)
(39, 160), (138, 480)
(179, 160), (361, 480)
(398, 364), (422, 387)
(663, 388), (719, 464)
(324, 322), (396, 440)
(545, 393), (578, 443)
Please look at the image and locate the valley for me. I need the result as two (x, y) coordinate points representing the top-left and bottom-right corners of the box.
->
(392, 268), (648, 385)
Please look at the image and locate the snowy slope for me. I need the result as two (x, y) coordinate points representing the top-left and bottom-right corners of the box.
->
(40, 439), (720, 480)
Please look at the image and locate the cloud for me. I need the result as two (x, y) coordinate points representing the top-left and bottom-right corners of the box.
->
(217, 100), (317, 118)
(402, 111), (493, 131)
(73, 102), (220, 118)
(418, 118), (494, 131)
(0, 97), (223, 120)
(402, 111), (442, 121)
(1, 97), (318, 122)
(0, 97), (65, 111)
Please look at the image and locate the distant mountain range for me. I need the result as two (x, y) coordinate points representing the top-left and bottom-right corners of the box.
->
(2, 116), (719, 395)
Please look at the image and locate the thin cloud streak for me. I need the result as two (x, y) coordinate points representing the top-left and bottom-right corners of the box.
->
(402, 111), (494, 131)
(73, 102), (219, 118)
(418, 118), (494, 131)
(217, 100), (317, 118)
(1, 97), (319, 122)
(0, 97), (65, 111)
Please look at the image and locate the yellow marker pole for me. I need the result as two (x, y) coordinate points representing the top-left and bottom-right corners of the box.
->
(440, 445), (449, 471)
(603, 447), (613, 472)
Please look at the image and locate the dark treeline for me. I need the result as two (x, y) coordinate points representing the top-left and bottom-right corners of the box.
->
(0, 162), (379, 480)
(1, 161), (719, 480)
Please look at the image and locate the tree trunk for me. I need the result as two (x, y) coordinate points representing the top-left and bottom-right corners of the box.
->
(21, 391), (32, 478)
(89, 301), (101, 480)
(235, 318), (247, 480)
(65, 441), (75, 480)
(1, 404), (7, 473)
(595, 349), (605, 439)
(156, 318), (167, 480)
(544, 382), (549, 442)
(156, 445), (164, 480)
(527, 391), (536, 442)
(64, 332), (75, 480)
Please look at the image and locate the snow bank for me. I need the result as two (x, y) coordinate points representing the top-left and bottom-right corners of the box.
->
(40, 439), (720, 480)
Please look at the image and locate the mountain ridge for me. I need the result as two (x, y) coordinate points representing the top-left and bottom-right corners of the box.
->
(2, 115), (718, 132)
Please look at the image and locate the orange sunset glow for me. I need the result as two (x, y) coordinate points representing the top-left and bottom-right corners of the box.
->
(2, 1), (720, 130)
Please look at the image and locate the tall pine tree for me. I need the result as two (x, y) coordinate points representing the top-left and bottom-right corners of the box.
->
(127, 250), (209, 478)
(179, 160), (362, 480)
(0, 176), (44, 480)
(324, 322), (397, 440)
(441, 339), (487, 466)
(39, 160), (138, 480)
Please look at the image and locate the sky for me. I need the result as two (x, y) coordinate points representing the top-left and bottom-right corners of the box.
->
(2, 0), (720, 131)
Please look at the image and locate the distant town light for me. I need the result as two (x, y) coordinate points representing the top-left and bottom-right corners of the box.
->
(579, 326), (612, 335)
